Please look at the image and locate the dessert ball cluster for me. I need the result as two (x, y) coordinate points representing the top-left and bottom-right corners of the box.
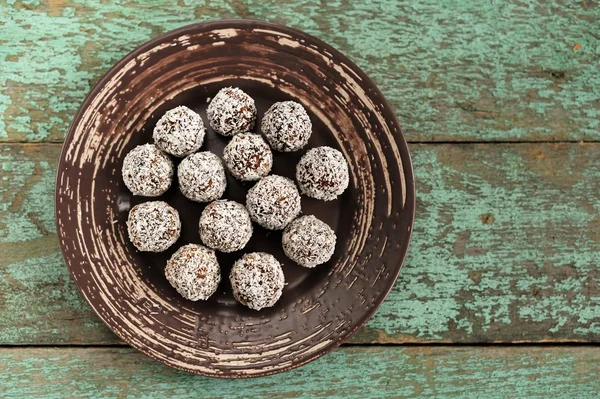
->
(121, 87), (349, 310)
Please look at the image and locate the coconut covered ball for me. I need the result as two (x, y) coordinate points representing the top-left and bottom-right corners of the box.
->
(261, 101), (312, 152)
(122, 144), (174, 197)
(296, 146), (349, 201)
(127, 201), (181, 252)
(282, 215), (336, 268)
(207, 87), (256, 137)
(230, 252), (285, 311)
(246, 175), (301, 230)
(223, 133), (273, 181)
(165, 244), (221, 301)
(178, 152), (227, 202)
(153, 106), (205, 157)
(199, 200), (253, 253)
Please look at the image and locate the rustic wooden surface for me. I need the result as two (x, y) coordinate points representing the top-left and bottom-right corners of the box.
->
(2, 346), (599, 398)
(1, 0), (599, 395)
(2, 142), (600, 346)
(0, 0), (598, 143)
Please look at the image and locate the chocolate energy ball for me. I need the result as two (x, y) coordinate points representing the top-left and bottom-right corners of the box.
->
(122, 144), (174, 197)
(223, 133), (273, 181)
(178, 152), (227, 202)
(127, 201), (181, 252)
(165, 244), (221, 301)
(230, 252), (285, 311)
(199, 200), (253, 253)
(153, 105), (205, 157)
(246, 175), (301, 230)
(207, 87), (256, 137)
(261, 101), (312, 152)
(282, 215), (336, 268)
(296, 146), (349, 201)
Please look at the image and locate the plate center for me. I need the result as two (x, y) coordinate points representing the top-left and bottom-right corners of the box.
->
(123, 81), (351, 315)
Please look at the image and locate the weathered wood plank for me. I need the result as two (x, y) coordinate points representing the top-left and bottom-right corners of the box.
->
(0, 0), (598, 143)
(1, 142), (599, 344)
(0, 144), (112, 343)
(1, 346), (599, 398)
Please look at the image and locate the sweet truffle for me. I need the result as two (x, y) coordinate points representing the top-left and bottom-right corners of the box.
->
(282, 215), (336, 268)
(261, 101), (312, 152)
(127, 201), (181, 252)
(153, 105), (205, 157)
(246, 175), (301, 230)
(165, 244), (221, 301)
(230, 252), (285, 311)
(207, 87), (256, 137)
(178, 152), (227, 202)
(122, 144), (174, 197)
(199, 200), (253, 253)
(223, 133), (273, 181)
(296, 146), (349, 201)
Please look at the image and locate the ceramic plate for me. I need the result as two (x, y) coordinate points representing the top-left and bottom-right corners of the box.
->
(55, 20), (415, 378)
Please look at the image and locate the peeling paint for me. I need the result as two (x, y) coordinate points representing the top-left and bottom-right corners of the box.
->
(0, 1), (598, 142)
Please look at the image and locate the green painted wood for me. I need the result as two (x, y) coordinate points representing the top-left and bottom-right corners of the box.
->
(0, 0), (598, 143)
(1, 143), (599, 345)
(1, 346), (599, 398)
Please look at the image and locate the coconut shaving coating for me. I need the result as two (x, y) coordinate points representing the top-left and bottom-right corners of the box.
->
(296, 146), (349, 201)
(230, 252), (285, 310)
(199, 200), (253, 253)
(223, 133), (273, 181)
(153, 106), (205, 157)
(246, 175), (301, 230)
(282, 215), (336, 268)
(127, 201), (181, 252)
(165, 244), (221, 301)
(122, 144), (174, 197)
(207, 87), (256, 137)
(178, 152), (227, 202)
(261, 101), (312, 152)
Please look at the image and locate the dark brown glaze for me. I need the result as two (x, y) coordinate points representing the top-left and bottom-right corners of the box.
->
(55, 20), (415, 378)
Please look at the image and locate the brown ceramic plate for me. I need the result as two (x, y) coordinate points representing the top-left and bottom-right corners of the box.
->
(55, 20), (415, 378)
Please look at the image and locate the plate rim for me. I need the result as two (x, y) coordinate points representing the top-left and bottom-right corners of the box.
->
(55, 19), (416, 378)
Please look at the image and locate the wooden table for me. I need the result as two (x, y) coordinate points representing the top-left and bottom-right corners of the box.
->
(1, 1), (599, 397)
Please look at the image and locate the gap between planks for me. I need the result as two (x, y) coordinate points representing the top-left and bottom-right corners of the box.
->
(2, 140), (600, 146)
(1, 342), (599, 348)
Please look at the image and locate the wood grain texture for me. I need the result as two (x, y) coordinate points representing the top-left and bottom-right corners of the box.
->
(0, 0), (598, 143)
(1, 346), (599, 398)
(2, 143), (598, 345)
